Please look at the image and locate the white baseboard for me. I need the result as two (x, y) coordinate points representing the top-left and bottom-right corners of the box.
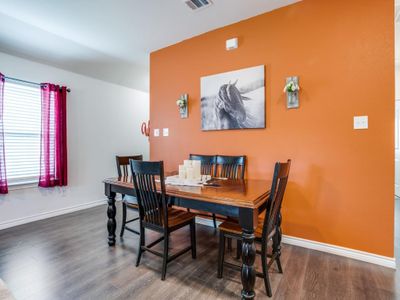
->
(0, 199), (107, 231)
(195, 216), (222, 227)
(282, 235), (396, 269)
(196, 217), (396, 269)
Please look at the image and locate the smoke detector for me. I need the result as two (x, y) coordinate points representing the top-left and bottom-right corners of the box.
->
(183, 0), (213, 11)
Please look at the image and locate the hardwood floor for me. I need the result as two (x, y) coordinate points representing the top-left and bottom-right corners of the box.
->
(0, 203), (398, 300)
(396, 197), (400, 267)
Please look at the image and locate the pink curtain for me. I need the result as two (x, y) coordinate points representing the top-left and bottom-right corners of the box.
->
(0, 73), (8, 194)
(39, 84), (67, 187)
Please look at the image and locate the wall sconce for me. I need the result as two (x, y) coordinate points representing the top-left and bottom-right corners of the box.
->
(141, 120), (150, 140)
(176, 94), (188, 118)
(284, 76), (300, 109)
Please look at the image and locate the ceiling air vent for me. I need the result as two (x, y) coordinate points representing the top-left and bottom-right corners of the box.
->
(183, 0), (213, 11)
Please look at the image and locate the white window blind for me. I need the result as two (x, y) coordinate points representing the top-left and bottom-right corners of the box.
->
(3, 79), (41, 185)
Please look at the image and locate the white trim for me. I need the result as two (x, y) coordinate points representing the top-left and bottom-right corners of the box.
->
(7, 176), (39, 187)
(282, 235), (396, 269)
(196, 217), (396, 269)
(0, 199), (107, 231)
(195, 216), (221, 227)
(7, 182), (38, 191)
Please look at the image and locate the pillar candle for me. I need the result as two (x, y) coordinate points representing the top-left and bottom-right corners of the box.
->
(183, 160), (192, 168)
(178, 165), (186, 179)
(186, 166), (194, 180)
(192, 160), (201, 180)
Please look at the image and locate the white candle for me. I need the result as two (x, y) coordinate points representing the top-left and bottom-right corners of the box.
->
(183, 160), (192, 167)
(192, 160), (201, 179)
(186, 166), (194, 180)
(179, 165), (186, 179)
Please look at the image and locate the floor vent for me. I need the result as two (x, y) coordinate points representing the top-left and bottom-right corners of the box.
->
(183, 0), (213, 11)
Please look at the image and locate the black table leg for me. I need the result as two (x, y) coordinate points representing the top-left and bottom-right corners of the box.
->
(239, 208), (257, 299)
(106, 190), (117, 246)
(241, 230), (256, 299)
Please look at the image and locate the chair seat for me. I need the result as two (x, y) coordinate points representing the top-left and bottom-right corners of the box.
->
(218, 212), (275, 240)
(122, 195), (138, 209)
(167, 208), (196, 229)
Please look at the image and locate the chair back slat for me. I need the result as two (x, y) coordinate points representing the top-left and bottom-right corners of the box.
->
(262, 160), (291, 241)
(216, 155), (246, 179)
(116, 155), (143, 176)
(189, 154), (217, 176)
(130, 160), (167, 229)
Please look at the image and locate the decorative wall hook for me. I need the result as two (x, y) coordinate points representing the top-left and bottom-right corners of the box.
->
(141, 120), (150, 139)
(284, 76), (300, 109)
(176, 94), (188, 118)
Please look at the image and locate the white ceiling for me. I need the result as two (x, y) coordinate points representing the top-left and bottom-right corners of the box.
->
(0, 0), (299, 92)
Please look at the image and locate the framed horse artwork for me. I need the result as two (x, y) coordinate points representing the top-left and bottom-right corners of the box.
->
(200, 65), (265, 131)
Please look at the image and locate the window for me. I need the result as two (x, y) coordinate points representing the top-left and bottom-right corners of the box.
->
(3, 79), (41, 185)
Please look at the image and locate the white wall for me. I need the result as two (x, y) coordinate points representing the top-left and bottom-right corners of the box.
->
(396, 63), (399, 100)
(0, 52), (149, 229)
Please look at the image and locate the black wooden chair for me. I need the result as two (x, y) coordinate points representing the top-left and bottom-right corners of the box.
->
(216, 155), (246, 249)
(189, 154), (217, 176)
(130, 160), (197, 280)
(116, 155), (143, 237)
(217, 160), (291, 297)
(215, 155), (246, 179)
(189, 154), (218, 228)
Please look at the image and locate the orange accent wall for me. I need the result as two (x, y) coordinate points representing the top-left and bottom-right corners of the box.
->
(150, 0), (395, 257)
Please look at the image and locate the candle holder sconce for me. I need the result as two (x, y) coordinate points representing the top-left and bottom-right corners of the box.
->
(176, 94), (188, 118)
(141, 120), (150, 140)
(284, 76), (300, 109)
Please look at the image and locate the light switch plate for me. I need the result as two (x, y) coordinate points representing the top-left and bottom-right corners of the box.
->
(154, 129), (160, 137)
(163, 128), (169, 137)
(353, 116), (368, 130)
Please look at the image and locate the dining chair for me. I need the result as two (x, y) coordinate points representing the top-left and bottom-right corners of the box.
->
(130, 160), (197, 280)
(116, 155), (143, 237)
(189, 154), (217, 176)
(215, 155), (246, 179)
(189, 154), (218, 228)
(217, 159), (291, 297)
(216, 155), (246, 250)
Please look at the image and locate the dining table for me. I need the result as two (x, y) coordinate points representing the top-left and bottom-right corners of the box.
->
(103, 175), (280, 299)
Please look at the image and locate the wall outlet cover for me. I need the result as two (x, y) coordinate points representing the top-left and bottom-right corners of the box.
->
(163, 128), (169, 136)
(154, 129), (160, 137)
(353, 116), (368, 130)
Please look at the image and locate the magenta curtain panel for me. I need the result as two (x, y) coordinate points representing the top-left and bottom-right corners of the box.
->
(0, 73), (8, 194)
(39, 84), (68, 187)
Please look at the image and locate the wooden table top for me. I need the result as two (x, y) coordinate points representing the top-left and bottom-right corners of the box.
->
(103, 176), (271, 209)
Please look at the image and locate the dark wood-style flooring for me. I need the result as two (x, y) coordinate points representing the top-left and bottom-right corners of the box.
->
(396, 197), (400, 268)
(0, 202), (398, 300)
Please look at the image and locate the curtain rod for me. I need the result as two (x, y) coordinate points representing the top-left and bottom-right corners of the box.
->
(4, 76), (71, 93)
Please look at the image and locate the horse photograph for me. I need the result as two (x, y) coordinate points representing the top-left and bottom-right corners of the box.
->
(200, 65), (265, 131)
